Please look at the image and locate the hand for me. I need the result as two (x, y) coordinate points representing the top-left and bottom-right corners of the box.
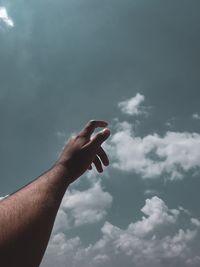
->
(56, 120), (111, 183)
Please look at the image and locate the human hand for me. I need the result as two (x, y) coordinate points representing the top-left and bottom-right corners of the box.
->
(56, 120), (111, 184)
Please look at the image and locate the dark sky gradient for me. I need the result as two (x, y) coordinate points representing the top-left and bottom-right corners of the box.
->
(1, 0), (200, 254)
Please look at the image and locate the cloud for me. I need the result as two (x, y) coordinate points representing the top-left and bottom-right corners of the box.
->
(52, 182), (113, 232)
(41, 197), (200, 267)
(106, 121), (200, 180)
(132, 196), (179, 237)
(191, 218), (200, 227)
(165, 117), (177, 129)
(144, 189), (160, 196)
(118, 93), (146, 116)
(192, 113), (200, 120)
(0, 7), (14, 28)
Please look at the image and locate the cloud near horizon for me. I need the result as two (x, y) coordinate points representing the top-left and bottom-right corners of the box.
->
(41, 196), (200, 267)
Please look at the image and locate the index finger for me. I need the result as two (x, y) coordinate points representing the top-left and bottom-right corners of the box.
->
(79, 120), (108, 138)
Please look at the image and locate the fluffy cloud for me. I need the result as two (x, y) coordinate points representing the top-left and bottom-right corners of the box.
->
(118, 93), (146, 116)
(41, 196), (200, 267)
(191, 218), (200, 227)
(107, 121), (200, 180)
(144, 189), (159, 196)
(192, 113), (200, 120)
(131, 196), (179, 237)
(0, 7), (14, 28)
(52, 182), (113, 232)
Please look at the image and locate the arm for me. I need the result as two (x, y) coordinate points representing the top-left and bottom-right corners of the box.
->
(0, 120), (110, 267)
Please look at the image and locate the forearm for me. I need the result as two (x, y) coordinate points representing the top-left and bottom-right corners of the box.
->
(0, 163), (69, 267)
(0, 120), (110, 267)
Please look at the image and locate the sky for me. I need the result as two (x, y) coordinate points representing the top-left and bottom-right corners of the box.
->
(1, 0), (200, 266)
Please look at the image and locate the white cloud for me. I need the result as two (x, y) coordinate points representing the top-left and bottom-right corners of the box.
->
(144, 189), (159, 196)
(186, 256), (200, 266)
(192, 113), (200, 120)
(0, 7), (14, 28)
(52, 182), (113, 231)
(131, 196), (179, 237)
(118, 93), (146, 116)
(178, 206), (191, 216)
(106, 121), (200, 180)
(52, 209), (70, 233)
(41, 197), (200, 267)
(191, 218), (200, 227)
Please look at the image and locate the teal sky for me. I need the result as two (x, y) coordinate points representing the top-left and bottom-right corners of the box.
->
(1, 1), (200, 266)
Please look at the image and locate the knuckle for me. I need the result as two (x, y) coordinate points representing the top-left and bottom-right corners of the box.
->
(89, 120), (96, 127)
(84, 120), (96, 132)
(98, 149), (104, 156)
(71, 133), (80, 141)
(69, 137), (76, 142)
(97, 132), (103, 138)
(75, 133), (81, 138)
(96, 132), (103, 139)
(75, 133), (84, 140)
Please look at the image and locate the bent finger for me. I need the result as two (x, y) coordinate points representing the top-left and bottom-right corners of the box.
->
(79, 120), (108, 140)
(97, 146), (109, 166)
(84, 128), (111, 152)
(93, 155), (103, 173)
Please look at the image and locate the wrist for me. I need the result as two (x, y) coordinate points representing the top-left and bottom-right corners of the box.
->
(53, 162), (72, 185)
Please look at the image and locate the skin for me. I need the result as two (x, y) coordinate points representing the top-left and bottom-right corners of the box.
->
(0, 120), (111, 267)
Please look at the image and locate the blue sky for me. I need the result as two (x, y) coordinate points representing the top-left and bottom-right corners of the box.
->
(1, 1), (200, 266)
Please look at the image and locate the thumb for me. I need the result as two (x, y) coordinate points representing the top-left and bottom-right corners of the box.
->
(84, 128), (111, 151)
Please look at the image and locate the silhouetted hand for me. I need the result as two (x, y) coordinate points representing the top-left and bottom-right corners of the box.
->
(56, 120), (111, 183)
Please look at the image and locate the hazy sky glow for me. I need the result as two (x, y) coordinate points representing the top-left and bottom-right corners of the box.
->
(0, 6), (14, 28)
(1, 1), (200, 266)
